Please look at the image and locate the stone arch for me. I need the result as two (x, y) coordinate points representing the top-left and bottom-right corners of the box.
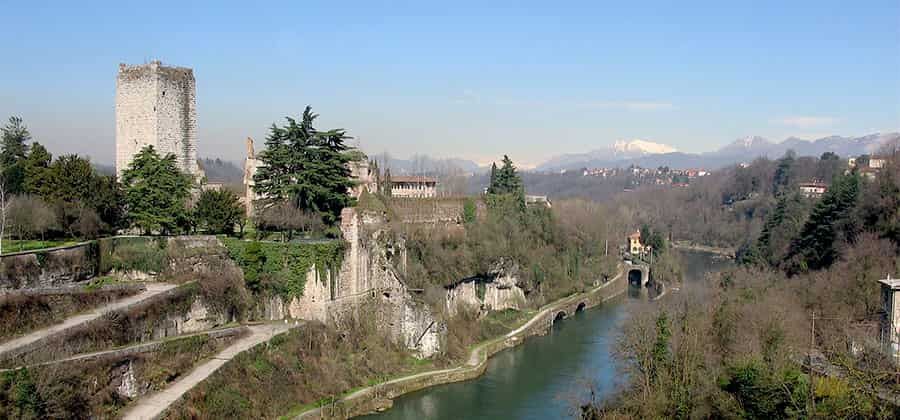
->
(553, 311), (567, 323)
(628, 269), (644, 287)
(575, 302), (586, 312)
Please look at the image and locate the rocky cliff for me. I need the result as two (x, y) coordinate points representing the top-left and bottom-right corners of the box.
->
(261, 208), (444, 358)
(445, 264), (527, 316)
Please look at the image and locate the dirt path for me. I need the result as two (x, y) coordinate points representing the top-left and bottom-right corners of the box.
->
(0, 325), (248, 371)
(123, 322), (299, 420)
(0, 282), (178, 358)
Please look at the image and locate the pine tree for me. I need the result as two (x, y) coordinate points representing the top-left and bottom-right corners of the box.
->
(253, 106), (356, 225)
(786, 171), (860, 272)
(22, 142), (52, 195)
(488, 155), (523, 196)
(1, 116), (32, 194)
(488, 162), (498, 194)
(121, 145), (192, 235)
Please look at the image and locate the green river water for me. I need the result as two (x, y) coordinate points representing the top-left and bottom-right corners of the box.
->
(361, 250), (732, 420)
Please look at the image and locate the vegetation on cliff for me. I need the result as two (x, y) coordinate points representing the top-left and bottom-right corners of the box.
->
(0, 332), (238, 419)
(164, 313), (423, 420)
(586, 155), (900, 419)
(221, 237), (344, 298)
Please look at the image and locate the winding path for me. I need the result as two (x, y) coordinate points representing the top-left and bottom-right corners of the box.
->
(0, 282), (178, 359)
(123, 322), (299, 420)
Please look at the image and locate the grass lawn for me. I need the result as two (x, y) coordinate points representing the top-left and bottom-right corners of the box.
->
(0, 239), (80, 255)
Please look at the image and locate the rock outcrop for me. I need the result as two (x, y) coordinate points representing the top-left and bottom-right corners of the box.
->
(445, 264), (527, 316)
(261, 207), (445, 358)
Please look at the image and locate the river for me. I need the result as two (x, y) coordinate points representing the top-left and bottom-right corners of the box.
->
(361, 250), (731, 420)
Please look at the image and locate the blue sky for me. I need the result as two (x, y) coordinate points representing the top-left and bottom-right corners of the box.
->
(1, 0), (898, 167)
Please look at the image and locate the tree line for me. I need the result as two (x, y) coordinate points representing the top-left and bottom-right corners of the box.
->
(0, 107), (360, 251)
(585, 146), (900, 419)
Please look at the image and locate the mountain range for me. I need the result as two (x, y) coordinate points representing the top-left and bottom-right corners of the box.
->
(534, 133), (900, 171)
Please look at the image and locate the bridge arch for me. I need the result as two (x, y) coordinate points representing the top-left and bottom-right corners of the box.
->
(575, 302), (586, 313)
(553, 311), (567, 324)
(627, 264), (650, 287)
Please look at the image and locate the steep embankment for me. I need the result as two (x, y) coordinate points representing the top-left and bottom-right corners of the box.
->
(293, 267), (626, 420)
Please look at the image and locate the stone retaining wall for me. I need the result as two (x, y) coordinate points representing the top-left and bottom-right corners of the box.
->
(294, 270), (627, 419)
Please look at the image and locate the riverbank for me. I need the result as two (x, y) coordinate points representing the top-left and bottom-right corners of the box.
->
(291, 269), (628, 420)
(672, 241), (735, 258)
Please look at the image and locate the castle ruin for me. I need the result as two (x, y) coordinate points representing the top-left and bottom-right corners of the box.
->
(115, 61), (200, 178)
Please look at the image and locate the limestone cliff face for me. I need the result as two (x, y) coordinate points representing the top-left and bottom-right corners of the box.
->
(263, 208), (445, 358)
(445, 265), (527, 316)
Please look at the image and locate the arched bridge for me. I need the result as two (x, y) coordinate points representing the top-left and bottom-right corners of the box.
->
(626, 262), (650, 287)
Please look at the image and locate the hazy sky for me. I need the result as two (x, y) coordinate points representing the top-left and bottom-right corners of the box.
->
(2, 1), (899, 167)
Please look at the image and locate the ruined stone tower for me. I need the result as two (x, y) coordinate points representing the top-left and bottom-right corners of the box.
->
(115, 61), (199, 178)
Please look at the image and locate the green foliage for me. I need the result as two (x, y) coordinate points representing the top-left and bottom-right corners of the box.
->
(0, 368), (45, 419)
(98, 236), (167, 273)
(121, 145), (192, 235)
(1, 116), (32, 195)
(743, 192), (809, 267)
(786, 171), (860, 273)
(772, 150), (797, 195)
(252, 106), (356, 226)
(720, 358), (808, 419)
(21, 142), (51, 195)
(36, 154), (124, 237)
(651, 312), (671, 381)
(194, 189), (244, 234)
(462, 198), (477, 224)
(487, 155), (524, 198)
(222, 238), (344, 298)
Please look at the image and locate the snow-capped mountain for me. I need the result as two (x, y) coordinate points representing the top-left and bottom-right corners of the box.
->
(535, 133), (900, 171)
(537, 139), (678, 170)
(613, 139), (678, 156)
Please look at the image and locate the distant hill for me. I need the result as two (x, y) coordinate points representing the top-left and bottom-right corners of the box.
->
(369, 153), (485, 176)
(199, 157), (243, 184)
(535, 133), (900, 171)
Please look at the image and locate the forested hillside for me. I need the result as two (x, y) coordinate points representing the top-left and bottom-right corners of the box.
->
(586, 147), (900, 419)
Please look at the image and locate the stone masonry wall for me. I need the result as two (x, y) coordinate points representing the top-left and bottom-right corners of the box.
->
(261, 208), (444, 357)
(116, 61), (198, 177)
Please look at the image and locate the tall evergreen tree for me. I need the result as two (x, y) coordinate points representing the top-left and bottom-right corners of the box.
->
(772, 150), (796, 196)
(786, 171), (860, 273)
(488, 162), (498, 194)
(121, 146), (191, 235)
(21, 142), (51, 195)
(488, 155), (523, 196)
(746, 192), (809, 267)
(1, 116), (32, 194)
(253, 106), (356, 225)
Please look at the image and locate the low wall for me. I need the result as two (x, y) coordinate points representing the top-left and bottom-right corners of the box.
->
(0, 242), (99, 290)
(388, 197), (486, 224)
(294, 270), (627, 419)
(17, 326), (247, 370)
(0, 282), (236, 367)
(0, 235), (225, 291)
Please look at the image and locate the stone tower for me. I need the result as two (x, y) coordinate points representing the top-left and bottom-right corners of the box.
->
(115, 61), (199, 178)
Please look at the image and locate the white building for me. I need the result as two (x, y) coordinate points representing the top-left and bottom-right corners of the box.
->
(798, 182), (828, 198)
(879, 276), (900, 360)
(390, 176), (438, 198)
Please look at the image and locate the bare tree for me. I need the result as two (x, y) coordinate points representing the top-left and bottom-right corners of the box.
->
(0, 178), (6, 255)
